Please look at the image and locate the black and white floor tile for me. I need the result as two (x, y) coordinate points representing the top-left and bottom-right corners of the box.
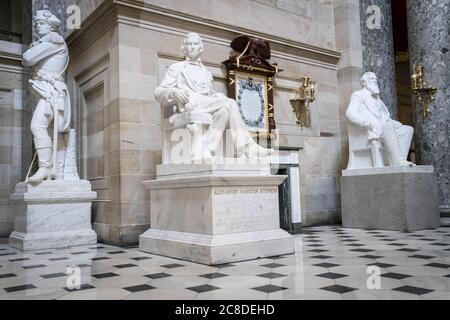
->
(0, 226), (449, 300)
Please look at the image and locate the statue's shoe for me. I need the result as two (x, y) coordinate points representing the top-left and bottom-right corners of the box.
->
(28, 167), (52, 181)
(400, 160), (416, 167)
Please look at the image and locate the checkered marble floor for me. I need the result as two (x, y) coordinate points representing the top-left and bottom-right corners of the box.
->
(1, 226), (449, 300)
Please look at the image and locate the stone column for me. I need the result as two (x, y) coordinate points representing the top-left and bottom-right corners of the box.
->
(332, 0), (364, 224)
(359, 0), (398, 117)
(333, 0), (364, 170)
(407, 0), (450, 213)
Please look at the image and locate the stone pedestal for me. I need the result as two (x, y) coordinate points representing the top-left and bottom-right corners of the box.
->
(9, 180), (97, 251)
(341, 166), (440, 232)
(139, 164), (295, 265)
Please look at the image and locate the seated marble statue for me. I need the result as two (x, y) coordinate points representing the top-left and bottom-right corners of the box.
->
(345, 72), (414, 169)
(154, 32), (271, 162)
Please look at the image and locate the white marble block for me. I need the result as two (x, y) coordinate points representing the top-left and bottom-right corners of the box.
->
(9, 180), (97, 251)
(139, 164), (295, 265)
(341, 166), (440, 232)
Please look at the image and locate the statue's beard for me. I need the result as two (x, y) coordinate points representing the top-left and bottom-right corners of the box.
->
(366, 84), (380, 96)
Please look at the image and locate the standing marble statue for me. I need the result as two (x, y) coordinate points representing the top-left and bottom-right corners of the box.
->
(10, 12), (96, 252)
(23, 10), (73, 181)
(155, 32), (271, 162)
(346, 72), (414, 168)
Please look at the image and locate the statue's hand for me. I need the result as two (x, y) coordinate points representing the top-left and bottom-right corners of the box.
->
(169, 88), (190, 105)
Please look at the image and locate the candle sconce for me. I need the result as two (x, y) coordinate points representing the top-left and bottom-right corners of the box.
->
(290, 76), (316, 128)
(411, 65), (437, 117)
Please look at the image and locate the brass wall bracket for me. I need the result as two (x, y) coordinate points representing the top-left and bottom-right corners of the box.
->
(411, 65), (438, 117)
(290, 76), (316, 127)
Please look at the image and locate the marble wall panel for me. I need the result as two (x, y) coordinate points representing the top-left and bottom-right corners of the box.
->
(0, 40), (26, 237)
(64, 0), (344, 245)
(328, 0), (364, 226)
(134, 0), (335, 49)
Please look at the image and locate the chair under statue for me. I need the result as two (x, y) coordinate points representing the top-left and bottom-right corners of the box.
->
(161, 106), (213, 164)
(346, 122), (389, 170)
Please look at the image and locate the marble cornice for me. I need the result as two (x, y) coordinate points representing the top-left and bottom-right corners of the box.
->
(67, 0), (341, 68)
(0, 41), (28, 75)
(0, 40), (26, 61)
(66, 1), (118, 61)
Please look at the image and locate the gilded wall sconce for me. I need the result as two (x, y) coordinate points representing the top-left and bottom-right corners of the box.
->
(290, 76), (316, 127)
(411, 65), (437, 117)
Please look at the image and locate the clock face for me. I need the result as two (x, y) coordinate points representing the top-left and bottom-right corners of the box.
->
(236, 75), (268, 132)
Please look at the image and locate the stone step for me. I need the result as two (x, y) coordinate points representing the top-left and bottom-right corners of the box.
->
(440, 218), (450, 227)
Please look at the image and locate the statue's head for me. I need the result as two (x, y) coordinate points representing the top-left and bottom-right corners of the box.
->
(34, 10), (61, 38)
(181, 32), (204, 61)
(361, 72), (380, 96)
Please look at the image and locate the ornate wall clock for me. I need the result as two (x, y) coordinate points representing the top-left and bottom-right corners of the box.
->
(222, 35), (280, 140)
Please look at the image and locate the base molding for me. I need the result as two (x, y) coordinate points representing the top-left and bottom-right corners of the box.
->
(140, 228), (294, 265)
(9, 180), (98, 251)
(10, 229), (97, 251)
(93, 222), (150, 247)
(0, 200), (15, 237)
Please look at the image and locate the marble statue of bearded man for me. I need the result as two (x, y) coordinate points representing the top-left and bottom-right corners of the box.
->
(155, 32), (271, 161)
(22, 10), (71, 181)
(346, 72), (414, 167)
